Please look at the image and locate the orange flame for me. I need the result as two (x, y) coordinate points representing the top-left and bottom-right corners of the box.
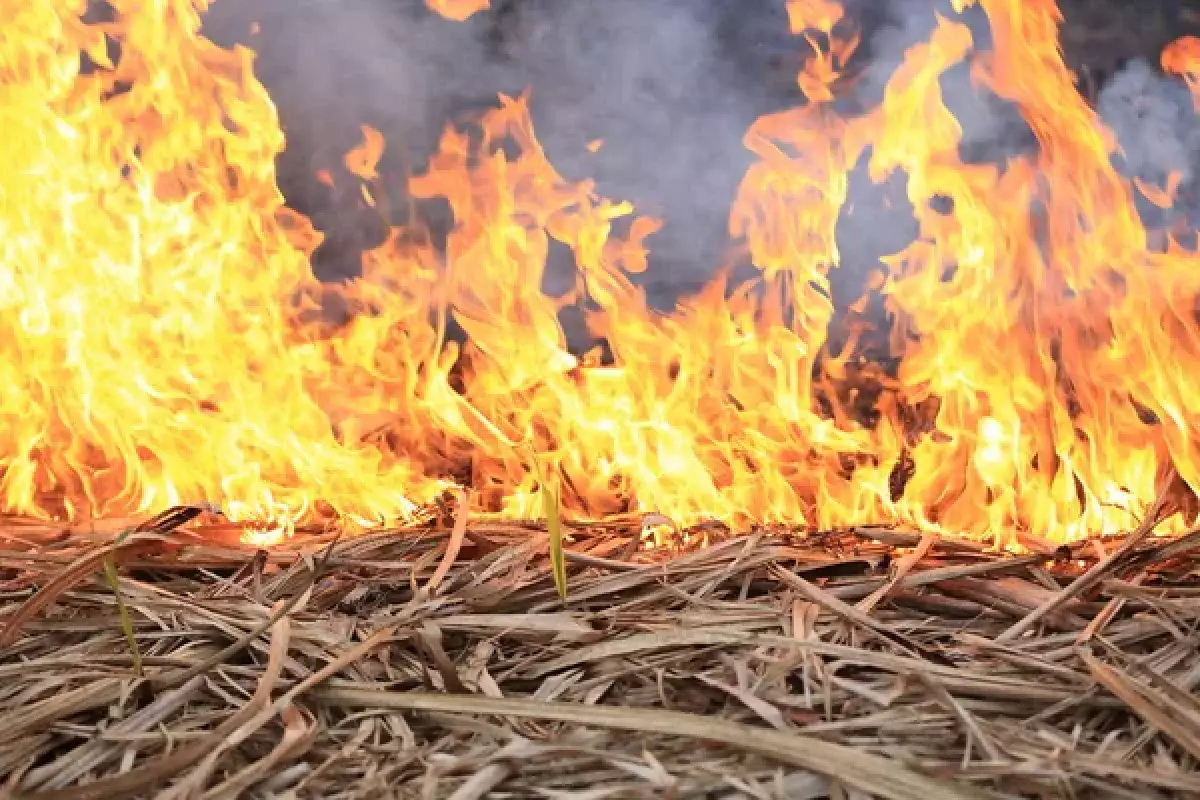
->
(1162, 35), (1200, 110)
(2, 0), (1199, 547)
(425, 0), (491, 23)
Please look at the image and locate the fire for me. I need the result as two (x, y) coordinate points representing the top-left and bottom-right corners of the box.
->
(425, 0), (491, 23)
(1162, 35), (1200, 110)
(2, 0), (1199, 547)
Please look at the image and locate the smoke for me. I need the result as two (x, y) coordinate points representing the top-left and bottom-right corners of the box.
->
(829, 0), (1200, 279)
(200, 0), (1200, 325)
(201, 0), (803, 309)
(1097, 59), (1200, 229)
(1100, 61), (1200, 183)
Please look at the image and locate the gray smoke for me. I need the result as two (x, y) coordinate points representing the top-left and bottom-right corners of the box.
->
(1100, 61), (1200, 182)
(831, 0), (1200, 279)
(201, 0), (804, 309)
(1098, 59), (1200, 228)
(199, 0), (1200, 327)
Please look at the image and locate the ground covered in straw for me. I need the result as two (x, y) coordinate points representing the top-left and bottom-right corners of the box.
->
(0, 508), (1198, 799)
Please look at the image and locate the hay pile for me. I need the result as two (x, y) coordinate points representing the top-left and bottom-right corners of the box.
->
(1, 508), (1198, 799)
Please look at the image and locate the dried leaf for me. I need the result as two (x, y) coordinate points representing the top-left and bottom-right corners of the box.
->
(315, 686), (991, 800)
(426, 490), (469, 595)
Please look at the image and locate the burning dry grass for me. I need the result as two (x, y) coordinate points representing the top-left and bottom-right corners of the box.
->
(1, 512), (1198, 798)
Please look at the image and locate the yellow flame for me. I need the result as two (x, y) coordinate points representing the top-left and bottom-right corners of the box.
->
(425, 0), (491, 23)
(1, 0), (1199, 547)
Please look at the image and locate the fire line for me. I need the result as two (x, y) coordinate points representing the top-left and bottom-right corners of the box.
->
(1, 0), (1199, 547)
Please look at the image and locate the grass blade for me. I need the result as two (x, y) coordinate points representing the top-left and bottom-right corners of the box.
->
(544, 474), (567, 602)
(524, 445), (568, 602)
(102, 555), (142, 677)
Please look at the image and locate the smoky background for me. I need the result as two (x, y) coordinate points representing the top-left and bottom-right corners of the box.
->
(200, 0), (808, 311)
(199, 0), (1199, 332)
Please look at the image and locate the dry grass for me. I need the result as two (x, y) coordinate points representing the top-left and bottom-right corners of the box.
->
(0, 507), (1198, 799)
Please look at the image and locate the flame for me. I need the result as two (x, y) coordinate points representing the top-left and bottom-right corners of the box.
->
(425, 0), (491, 23)
(2, 0), (1199, 547)
(1163, 35), (1200, 110)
